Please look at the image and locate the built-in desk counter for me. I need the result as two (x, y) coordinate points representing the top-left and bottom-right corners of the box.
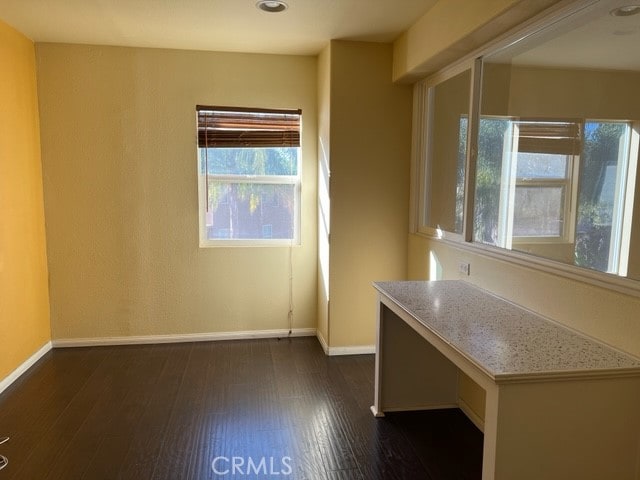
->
(372, 280), (640, 480)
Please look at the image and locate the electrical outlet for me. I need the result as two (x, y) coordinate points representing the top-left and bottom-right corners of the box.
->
(458, 262), (470, 276)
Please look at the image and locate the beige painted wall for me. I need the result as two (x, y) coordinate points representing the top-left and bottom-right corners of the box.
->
(506, 66), (640, 120)
(392, 0), (560, 81)
(408, 233), (640, 358)
(316, 45), (331, 347)
(36, 44), (318, 340)
(327, 41), (412, 348)
(0, 20), (51, 380)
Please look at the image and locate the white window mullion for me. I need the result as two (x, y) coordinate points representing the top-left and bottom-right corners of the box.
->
(610, 124), (634, 274)
(209, 174), (298, 185)
(498, 121), (517, 249)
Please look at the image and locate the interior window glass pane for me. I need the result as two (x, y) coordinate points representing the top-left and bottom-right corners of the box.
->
(516, 153), (568, 179)
(513, 186), (564, 237)
(425, 69), (471, 234)
(575, 121), (629, 272)
(203, 147), (298, 176)
(473, 0), (640, 277)
(206, 182), (295, 240)
(474, 117), (510, 245)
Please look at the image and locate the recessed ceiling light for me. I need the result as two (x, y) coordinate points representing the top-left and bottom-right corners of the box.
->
(256, 0), (288, 13)
(610, 5), (640, 16)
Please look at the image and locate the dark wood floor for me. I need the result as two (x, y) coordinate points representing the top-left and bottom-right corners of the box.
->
(0, 337), (482, 479)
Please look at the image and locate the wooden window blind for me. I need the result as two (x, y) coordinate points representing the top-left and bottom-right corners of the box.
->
(197, 106), (302, 148)
(516, 120), (581, 155)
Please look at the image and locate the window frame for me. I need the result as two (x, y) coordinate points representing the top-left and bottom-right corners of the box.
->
(510, 176), (574, 243)
(196, 106), (302, 247)
(409, 0), (640, 298)
(503, 119), (581, 247)
(415, 60), (478, 243)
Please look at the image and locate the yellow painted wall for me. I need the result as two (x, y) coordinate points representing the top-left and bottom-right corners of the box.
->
(393, 0), (560, 81)
(316, 45), (331, 348)
(0, 20), (51, 380)
(36, 44), (317, 340)
(328, 41), (412, 347)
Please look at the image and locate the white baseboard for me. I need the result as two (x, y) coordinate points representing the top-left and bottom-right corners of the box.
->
(370, 405), (385, 417)
(0, 341), (52, 396)
(315, 331), (375, 356)
(326, 345), (375, 356)
(380, 404), (459, 413)
(459, 398), (485, 432)
(51, 328), (373, 356)
(316, 330), (330, 354)
(52, 328), (316, 348)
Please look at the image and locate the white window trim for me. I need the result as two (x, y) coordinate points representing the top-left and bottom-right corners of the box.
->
(619, 123), (640, 276)
(606, 122), (637, 275)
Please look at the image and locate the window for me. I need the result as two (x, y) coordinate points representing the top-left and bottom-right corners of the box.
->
(483, 119), (580, 248)
(418, 68), (471, 237)
(469, 115), (635, 272)
(197, 106), (302, 246)
(413, 0), (640, 282)
(471, 117), (580, 247)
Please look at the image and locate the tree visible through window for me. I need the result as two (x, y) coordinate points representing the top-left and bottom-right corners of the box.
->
(471, 116), (634, 274)
(575, 121), (632, 273)
(472, 118), (579, 247)
(197, 106), (302, 246)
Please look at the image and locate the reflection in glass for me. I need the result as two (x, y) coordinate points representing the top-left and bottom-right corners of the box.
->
(474, 118), (580, 247)
(472, 0), (640, 278)
(474, 118), (509, 245)
(513, 186), (564, 237)
(576, 122), (631, 273)
(424, 69), (470, 234)
(516, 153), (567, 179)
(473, 115), (635, 274)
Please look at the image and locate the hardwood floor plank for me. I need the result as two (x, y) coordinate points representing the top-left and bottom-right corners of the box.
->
(0, 338), (483, 480)
(387, 409), (483, 480)
(151, 342), (217, 480)
(116, 343), (192, 479)
(80, 345), (168, 479)
(43, 348), (133, 479)
(0, 348), (109, 479)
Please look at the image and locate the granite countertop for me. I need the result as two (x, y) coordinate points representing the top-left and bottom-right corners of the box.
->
(374, 280), (640, 382)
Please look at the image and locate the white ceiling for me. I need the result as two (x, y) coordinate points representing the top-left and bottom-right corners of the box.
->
(0, 0), (439, 55)
(491, 0), (640, 71)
